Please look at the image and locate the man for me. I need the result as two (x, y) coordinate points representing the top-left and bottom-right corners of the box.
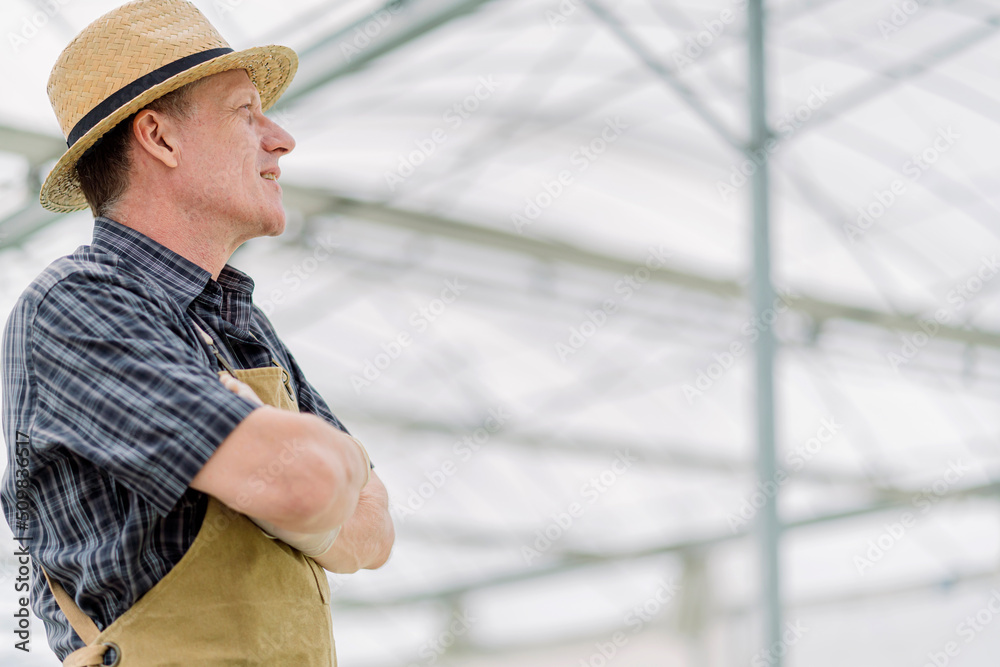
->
(0, 1), (394, 664)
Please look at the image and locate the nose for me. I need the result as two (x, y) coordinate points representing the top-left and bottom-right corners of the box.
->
(262, 112), (296, 156)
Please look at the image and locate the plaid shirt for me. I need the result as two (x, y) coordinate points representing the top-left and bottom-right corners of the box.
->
(0, 216), (348, 660)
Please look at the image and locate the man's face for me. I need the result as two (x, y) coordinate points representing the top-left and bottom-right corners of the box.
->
(175, 69), (295, 242)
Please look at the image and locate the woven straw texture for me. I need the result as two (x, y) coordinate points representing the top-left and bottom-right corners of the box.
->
(40, 0), (298, 213)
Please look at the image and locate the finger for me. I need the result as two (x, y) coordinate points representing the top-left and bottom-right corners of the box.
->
(219, 376), (241, 393)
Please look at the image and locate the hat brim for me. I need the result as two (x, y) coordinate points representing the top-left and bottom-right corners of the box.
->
(39, 44), (298, 213)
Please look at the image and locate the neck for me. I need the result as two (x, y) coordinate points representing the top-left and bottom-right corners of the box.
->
(110, 203), (240, 281)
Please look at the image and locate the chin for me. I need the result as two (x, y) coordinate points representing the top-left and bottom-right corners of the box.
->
(257, 206), (287, 238)
(266, 213), (287, 237)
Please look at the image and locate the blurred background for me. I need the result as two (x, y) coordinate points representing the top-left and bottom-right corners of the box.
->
(3, 0), (1000, 665)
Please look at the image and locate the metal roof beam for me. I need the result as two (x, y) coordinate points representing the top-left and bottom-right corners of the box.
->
(581, 0), (744, 151)
(0, 124), (65, 167)
(0, 201), (65, 252)
(796, 14), (1000, 136)
(336, 479), (1000, 607)
(281, 184), (1000, 349)
(345, 408), (889, 488)
(275, 0), (496, 109)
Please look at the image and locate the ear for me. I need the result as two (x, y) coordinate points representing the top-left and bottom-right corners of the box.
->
(131, 108), (182, 169)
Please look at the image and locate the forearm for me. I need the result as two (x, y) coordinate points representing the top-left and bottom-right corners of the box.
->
(252, 413), (371, 534)
(195, 407), (369, 534)
(287, 422), (370, 533)
(210, 374), (375, 535)
(313, 471), (395, 574)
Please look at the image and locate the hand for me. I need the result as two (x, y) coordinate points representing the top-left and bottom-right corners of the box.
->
(248, 515), (342, 557)
(312, 470), (394, 573)
(219, 373), (263, 406)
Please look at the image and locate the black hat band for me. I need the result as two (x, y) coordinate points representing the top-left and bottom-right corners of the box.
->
(67, 47), (234, 148)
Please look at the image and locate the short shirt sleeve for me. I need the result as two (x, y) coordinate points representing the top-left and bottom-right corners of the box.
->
(28, 271), (259, 515)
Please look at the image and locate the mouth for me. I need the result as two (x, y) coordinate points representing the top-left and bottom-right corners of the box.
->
(260, 170), (280, 183)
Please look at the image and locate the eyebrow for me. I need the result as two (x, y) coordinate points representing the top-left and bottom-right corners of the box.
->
(227, 87), (260, 106)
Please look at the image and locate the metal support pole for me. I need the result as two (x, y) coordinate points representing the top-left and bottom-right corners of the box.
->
(747, 0), (783, 663)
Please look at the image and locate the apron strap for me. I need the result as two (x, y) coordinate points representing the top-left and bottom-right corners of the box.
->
(41, 568), (115, 665)
(41, 566), (101, 643)
(191, 321), (239, 377)
(63, 644), (111, 667)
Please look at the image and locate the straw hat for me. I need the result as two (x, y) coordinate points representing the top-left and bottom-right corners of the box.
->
(40, 0), (298, 213)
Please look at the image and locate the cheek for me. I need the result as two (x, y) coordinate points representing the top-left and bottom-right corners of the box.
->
(197, 129), (250, 175)
(188, 126), (265, 206)
(214, 157), (254, 197)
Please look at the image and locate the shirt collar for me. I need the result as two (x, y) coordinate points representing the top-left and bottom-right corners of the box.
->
(90, 216), (255, 313)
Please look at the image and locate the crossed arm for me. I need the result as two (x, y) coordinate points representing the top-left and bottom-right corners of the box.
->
(313, 470), (394, 573)
(191, 375), (395, 573)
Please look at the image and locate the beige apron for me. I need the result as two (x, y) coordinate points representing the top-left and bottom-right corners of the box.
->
(42, 358), (336, 666)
